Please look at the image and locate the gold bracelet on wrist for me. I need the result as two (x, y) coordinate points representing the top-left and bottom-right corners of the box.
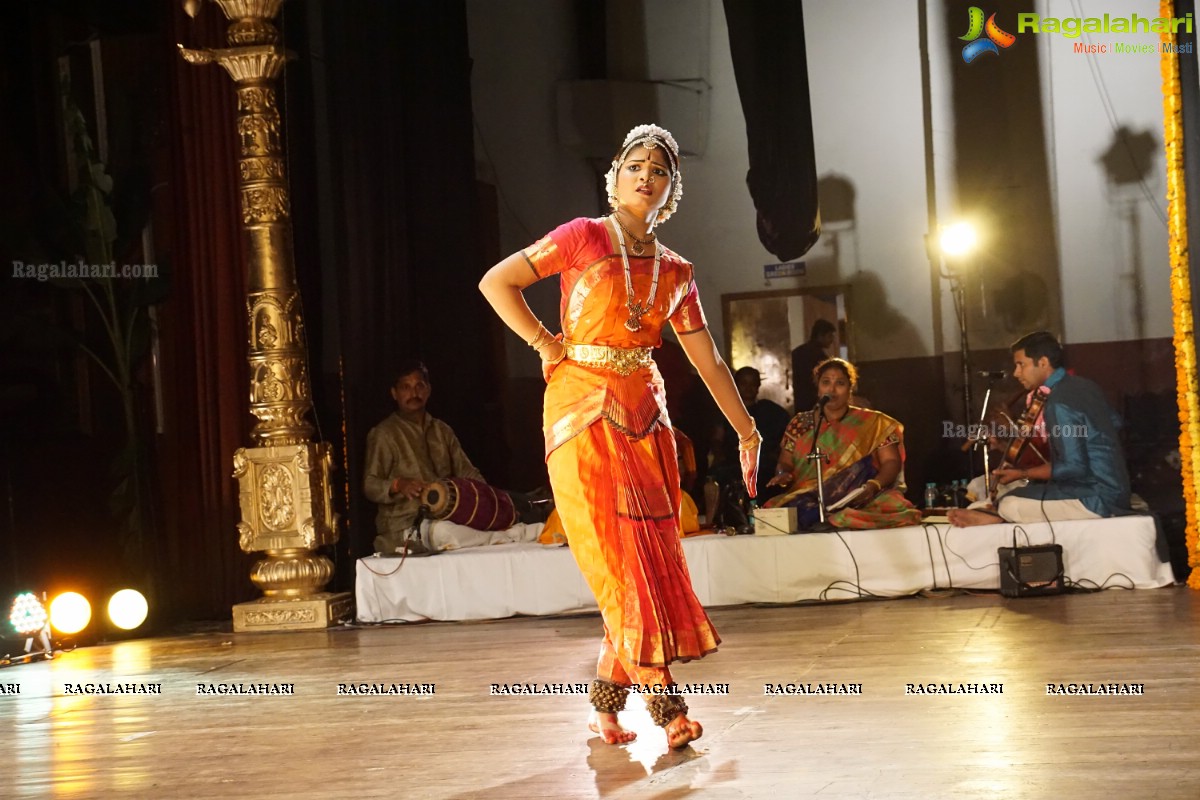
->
(737, 428), (762, 452)
(544, 346), (566, 365)
(527, 324), (552, 350)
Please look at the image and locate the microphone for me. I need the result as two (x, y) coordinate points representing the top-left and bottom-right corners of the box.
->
(815, 394), (832, 410)
(978, 370), (1007, 380)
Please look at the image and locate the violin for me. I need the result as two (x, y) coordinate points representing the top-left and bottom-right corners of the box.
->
(989, 389), (1051, 503)
(960, 388), (1049, 463)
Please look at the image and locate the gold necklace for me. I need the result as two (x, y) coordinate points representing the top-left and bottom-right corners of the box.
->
(611, 213), (656, 256)
(612, 219), (661, 332)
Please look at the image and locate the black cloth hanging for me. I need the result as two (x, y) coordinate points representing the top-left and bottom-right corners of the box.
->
(723, 0), (821, 261)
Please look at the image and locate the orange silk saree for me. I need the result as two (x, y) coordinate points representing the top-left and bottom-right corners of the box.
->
(525, 218), (719, 682)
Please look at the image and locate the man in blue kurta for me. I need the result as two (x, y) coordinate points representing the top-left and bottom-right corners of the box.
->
(949, 331), (1130, 526)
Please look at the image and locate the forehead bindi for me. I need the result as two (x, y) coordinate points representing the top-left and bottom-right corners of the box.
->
(624, 146), (670, 171)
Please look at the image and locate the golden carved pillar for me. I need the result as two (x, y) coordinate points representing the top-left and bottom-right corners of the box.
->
(180, 0), (354, 629)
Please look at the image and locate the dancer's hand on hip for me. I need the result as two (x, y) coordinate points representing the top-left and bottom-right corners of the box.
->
(540, 337), (565, 382)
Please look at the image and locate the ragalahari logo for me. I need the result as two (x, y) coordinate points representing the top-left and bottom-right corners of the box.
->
(960, 7), (1017, 62)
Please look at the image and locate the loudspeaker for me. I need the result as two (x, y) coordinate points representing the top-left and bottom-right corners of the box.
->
(998, 544), (1065, 597)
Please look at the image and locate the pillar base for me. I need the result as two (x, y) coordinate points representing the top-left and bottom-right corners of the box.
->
(232, 591), (354, 632)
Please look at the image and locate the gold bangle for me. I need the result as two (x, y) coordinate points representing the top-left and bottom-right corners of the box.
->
(866, 479), (881, 492)
(737, 429), (762, 452)
(527, 325), (552, 350)
(544, 346), (566, 365)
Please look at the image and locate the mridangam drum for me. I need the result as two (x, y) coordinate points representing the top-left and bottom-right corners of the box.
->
(419, 477), (518, 531)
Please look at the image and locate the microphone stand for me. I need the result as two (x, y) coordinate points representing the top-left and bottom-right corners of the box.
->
(972, 373), (1005, 498)
(807, 398), (836, 531)
(974, 385), (993, 498)
(399, 506), (433, 564)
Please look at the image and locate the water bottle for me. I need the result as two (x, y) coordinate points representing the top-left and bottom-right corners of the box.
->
(924, 482), (938, 509)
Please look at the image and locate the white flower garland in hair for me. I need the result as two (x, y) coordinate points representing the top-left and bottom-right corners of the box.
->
(604, 124), (684, 224)
(623, 124), (679, 157)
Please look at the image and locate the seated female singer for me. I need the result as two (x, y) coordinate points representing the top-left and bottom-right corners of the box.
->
(764, 358), (922, 530)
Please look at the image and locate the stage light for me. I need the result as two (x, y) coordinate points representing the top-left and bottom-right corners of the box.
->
(9, 593), (48, 636)
(939, 221), (978, 257)
(49, 592), (91, 635)
(107, 590), (148, 630)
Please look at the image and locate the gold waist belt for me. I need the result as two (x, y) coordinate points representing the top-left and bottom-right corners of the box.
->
(564, 341), (653, 376)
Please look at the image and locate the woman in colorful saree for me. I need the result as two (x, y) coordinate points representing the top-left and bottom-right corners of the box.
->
(764, 358), (922, 530)
(479, 124), (760, 750)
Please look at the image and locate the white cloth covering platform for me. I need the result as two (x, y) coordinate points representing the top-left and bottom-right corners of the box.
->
(354, 515), (1174, 623)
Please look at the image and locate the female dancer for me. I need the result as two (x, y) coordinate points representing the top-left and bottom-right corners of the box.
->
(480, 124), (760, 749)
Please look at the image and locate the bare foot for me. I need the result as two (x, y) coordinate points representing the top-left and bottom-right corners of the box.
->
(665, 713), (703, 749)
(588, 711), (636, 744)
(948, 507), (1004, 527)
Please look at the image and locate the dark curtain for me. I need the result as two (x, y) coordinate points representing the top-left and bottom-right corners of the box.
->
(0, 4), (139, 611)
(157, 4), (256, 617)
(723, 0), (821, 262)
(288, 1), (501, 579)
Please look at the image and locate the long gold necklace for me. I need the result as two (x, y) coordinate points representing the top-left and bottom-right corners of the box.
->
(612, 218), (661, 333)
(611, 212), (656, 256)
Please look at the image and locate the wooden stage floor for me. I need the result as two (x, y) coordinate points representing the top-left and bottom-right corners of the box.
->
(2, 586), (1199, 799)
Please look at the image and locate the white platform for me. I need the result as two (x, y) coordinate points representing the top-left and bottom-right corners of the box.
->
(354, 516), (1175, 623)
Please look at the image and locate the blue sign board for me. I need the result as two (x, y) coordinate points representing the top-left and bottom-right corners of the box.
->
(764, 261), (805, 280)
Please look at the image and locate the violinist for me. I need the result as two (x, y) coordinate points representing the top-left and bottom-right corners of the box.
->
(949, 331), (1131, 527)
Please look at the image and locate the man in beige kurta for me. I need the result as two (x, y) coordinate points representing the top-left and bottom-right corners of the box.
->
(363, 361), (541, 553)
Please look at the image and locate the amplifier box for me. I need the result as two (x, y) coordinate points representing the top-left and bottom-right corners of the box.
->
(998, 544), (1065, 597)
(753, 507), (796, 535)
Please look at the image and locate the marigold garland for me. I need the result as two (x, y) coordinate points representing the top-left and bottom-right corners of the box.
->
(1159, 0), (1200, 588)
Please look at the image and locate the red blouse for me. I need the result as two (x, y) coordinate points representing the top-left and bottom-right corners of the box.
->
(522, 217), (707, 455)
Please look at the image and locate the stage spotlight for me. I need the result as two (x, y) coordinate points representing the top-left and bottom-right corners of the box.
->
(5, 592), (54, 664)
(49, 592), (91, 635)
(939, 221), (978, 257)
(107, 590), (148, 631)
(9, 592), (48, 636)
